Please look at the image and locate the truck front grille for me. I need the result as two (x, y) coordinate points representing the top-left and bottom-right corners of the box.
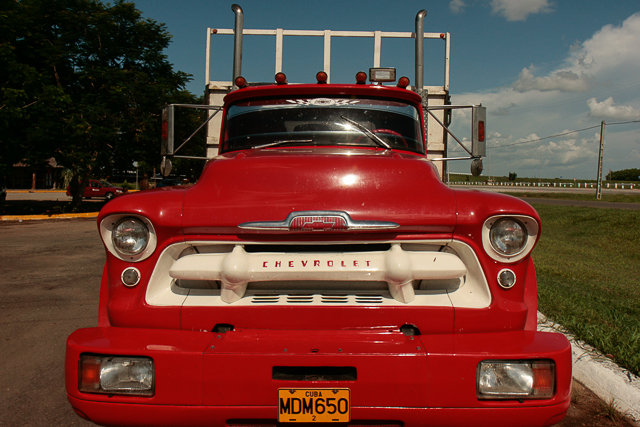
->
(145, 240), (490, 308)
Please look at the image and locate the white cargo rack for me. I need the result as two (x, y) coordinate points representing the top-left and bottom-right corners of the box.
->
(203, 24), (452, 178)
(205, 28), (450, 88)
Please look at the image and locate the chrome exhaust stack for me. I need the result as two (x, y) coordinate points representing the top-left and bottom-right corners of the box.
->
(231, 4), (244, 87)
(414, 9), (427, 91)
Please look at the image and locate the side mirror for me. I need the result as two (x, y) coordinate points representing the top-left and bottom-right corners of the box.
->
(471, 158), (483, 177)
(161, 157), (173, 177)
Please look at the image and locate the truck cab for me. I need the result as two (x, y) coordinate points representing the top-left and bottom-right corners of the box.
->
(65, 7), (571, 427)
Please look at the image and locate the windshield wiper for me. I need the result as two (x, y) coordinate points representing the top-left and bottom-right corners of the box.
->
(340, 116), (391, 149)
(251, 139), (313, 149)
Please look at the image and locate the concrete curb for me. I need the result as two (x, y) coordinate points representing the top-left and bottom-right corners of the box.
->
(538, 312), (640, 425)
(0, 212), (99, 221)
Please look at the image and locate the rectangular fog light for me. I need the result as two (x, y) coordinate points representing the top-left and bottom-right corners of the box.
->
(477, 360), (554, 399)
(80, 355), (154, 396)
(369, 67), (396, 83)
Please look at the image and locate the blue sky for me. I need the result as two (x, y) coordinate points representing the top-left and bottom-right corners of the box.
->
(132, 0), (640, 179)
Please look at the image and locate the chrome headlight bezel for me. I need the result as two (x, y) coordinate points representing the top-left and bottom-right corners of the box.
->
(100, 214), (157, 262)
(482, 215), (539, 263)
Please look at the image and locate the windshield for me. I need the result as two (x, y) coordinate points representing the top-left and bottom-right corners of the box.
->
(221, 97), (424, 154)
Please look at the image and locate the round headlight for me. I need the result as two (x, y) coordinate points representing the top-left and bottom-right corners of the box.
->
(489, 218), (528, 256)
(112, 217), (149, 256)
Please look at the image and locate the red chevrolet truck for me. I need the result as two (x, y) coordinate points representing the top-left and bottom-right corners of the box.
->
(65, 6), (572, 426)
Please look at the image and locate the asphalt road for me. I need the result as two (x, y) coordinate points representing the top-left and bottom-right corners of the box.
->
(0, 219), (101, 426)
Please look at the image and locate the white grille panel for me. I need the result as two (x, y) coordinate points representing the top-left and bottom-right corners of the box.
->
(145, 240), (491, 308)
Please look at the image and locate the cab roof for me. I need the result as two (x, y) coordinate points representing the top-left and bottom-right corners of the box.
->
(223, 83), (423, 106)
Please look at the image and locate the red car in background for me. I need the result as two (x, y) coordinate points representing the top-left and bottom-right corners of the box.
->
(66, 179), (128, 200)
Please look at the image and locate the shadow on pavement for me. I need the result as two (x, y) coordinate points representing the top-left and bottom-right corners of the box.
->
(0, 199), (106, 216)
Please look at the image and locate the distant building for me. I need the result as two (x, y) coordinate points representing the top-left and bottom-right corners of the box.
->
(7, 158), (63, 190)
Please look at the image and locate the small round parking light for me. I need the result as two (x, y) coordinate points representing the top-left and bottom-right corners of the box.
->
(234, 76), (248, 88)
(355, 71), (367, 84)
(316, 71), (328, 84)
(397, 76), (410, 89)
(275, 72), (288, 84)
(121, 267), (141, 287)
(497, 269), (516, 289)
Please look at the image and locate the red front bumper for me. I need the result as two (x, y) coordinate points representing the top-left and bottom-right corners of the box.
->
(66, 327), (571, 427)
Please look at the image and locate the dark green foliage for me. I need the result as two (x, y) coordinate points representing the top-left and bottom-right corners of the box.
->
(0, 0), (198, 205)
(606, 168), (640, 182)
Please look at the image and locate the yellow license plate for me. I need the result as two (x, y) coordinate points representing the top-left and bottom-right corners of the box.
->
(278, 388), (350, 423)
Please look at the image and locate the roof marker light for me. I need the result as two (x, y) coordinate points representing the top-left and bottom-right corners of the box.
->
(355, 71), (367, 84)
(234, 76), (247, 88)
(316, 71), (328, 84)
(397, 76), (410, 89)
(275, 72), (288, 85)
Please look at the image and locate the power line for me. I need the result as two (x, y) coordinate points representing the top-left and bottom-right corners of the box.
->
(487, 119), (640, 149)
(607, 119), (640, 126)
(487, 125), (600, 149)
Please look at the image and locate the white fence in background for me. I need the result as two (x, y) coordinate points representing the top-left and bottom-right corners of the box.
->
(450, 181), (637, 189)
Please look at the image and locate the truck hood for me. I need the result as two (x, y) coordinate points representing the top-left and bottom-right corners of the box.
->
(182, 148), (456, 235)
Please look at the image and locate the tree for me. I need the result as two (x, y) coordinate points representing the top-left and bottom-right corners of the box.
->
(0, 0), (195, 208)
(606, 168), (640, 182)
(508, 172), (517, 181)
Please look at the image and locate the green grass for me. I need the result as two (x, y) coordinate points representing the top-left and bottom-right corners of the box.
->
(532, 204), (640, 376)
(503, 192), (640, 204)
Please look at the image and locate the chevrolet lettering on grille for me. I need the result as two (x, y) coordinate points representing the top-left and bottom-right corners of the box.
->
(262, 259), (372, 268)
(239, 211), (399, 232)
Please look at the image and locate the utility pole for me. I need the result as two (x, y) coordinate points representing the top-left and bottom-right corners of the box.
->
(596, 121), (605, 200)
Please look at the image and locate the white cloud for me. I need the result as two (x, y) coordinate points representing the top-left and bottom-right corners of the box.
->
(490, 0), (554, 21)
(493, 103), (517, 115)
(449, 13), (640, 179)
(587, 97), (640, 120)
(512, 66), (595, 93)
(574, 13), (640, 75)
(450, 0), (466, 14)
(543, 138), (597, 167)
